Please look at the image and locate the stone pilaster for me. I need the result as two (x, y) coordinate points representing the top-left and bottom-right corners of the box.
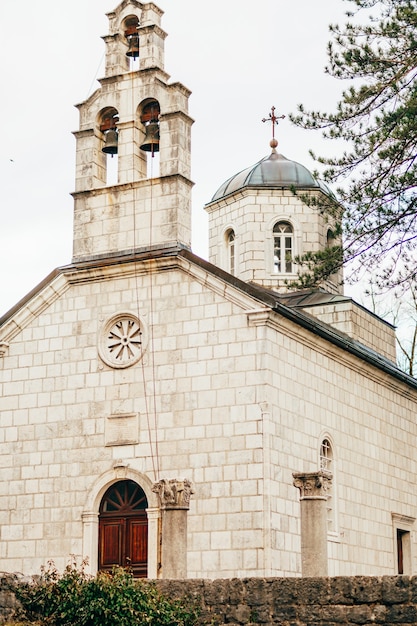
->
(293, 470), (332, 577)
(146, 507), (161, 579)
(152, 478), (193, 579)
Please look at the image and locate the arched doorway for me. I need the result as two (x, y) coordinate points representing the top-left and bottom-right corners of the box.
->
(99, 480), (148, 577)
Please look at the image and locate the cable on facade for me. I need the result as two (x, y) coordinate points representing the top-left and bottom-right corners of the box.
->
(130, 70), (160, 482)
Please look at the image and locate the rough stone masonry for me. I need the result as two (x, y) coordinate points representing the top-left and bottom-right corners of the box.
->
(2, 575), (417, 625)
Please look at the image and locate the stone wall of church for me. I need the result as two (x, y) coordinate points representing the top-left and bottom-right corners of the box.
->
(0, 259), (270, 577)
(303, 299), (397, 363)
(247, 307), (417, 577)
(1, 256), (417, 579)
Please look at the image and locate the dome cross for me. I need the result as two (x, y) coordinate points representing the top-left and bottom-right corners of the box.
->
(262, 106), (285, 148)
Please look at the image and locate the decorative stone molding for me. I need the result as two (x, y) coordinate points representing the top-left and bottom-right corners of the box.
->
(152, 478), (194, 510)
(293, 470), (332, 500)
(0, 342), (9, 358)
(392, 513), (416, 526)
(246, 309), (273, 327)
(112, 459), (129, 479)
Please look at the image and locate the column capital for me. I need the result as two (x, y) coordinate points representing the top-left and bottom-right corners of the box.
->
(152, 478), (194, 510)
(293, 470), (332, 500)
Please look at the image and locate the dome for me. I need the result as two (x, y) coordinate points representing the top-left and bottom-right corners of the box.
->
(211, 148), (332, 202)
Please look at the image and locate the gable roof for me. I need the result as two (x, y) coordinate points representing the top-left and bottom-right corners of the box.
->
(1, 244), (416, 391)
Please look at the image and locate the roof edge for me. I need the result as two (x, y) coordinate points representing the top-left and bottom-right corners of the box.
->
(0, 246), (415, 391)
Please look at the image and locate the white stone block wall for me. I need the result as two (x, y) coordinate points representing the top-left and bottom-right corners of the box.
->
(206, 188), (343, 291)
(304, 301), (397, 363)
(0, 259), (416, 578)
(256, 311), (417, 576)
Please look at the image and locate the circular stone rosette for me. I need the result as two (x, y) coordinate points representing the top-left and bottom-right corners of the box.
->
(98, 312), (146, 369)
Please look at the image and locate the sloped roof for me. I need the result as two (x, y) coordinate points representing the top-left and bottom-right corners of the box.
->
(0, 245), (415, 390)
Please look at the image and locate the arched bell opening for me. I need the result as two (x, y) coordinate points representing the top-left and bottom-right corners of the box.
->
(124, 15), (140, 69)
(98, 479), (149, 578)
(99, 107), (119, 185)
(138, 99), (160, 178)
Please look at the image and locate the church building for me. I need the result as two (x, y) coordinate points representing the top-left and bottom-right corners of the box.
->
(1, 0), (417, 580)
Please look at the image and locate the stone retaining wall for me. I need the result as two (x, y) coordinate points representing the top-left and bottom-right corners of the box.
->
(2, 575), (417, 625)
(0, 575), (24, 624)
(157, 577), (417, 625)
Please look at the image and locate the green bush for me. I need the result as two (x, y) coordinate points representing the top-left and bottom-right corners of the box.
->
(16, 560), (199, 626)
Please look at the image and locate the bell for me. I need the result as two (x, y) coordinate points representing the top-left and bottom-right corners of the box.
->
(126, 34), (139, 58)
(140, 122), (160, 153)
(102, 129), (118, 155)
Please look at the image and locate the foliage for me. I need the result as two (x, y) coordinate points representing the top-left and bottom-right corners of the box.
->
(290, 0), (417, 290)
(288, 245), (344, 290)
(15, 560), (199, 626)
(364, 279), (417, 376)
(396, 287), (417, 376)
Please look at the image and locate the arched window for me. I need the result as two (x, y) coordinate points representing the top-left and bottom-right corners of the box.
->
(320, 438), (333, 471)
(326, 228), (336, 248)
(320, 437), (336, 534)
(273, 221), (293, 274)
(226, 229), (235, 275)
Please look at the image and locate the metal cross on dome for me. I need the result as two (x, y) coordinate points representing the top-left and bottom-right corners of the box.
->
(262, 106), (285, 142)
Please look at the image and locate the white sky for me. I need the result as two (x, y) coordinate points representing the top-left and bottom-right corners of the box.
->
(0, 0), (351, 317)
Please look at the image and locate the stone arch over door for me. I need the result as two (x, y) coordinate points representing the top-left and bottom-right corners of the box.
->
(82, 468), (160, 578)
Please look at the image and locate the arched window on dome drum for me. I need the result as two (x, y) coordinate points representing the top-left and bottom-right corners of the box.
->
(326, 228), (336, 248)
(226, 229), (235, 275)
(273, 221), (293, 274)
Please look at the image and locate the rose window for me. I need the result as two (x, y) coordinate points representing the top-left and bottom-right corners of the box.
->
(98, 313), (145, 368)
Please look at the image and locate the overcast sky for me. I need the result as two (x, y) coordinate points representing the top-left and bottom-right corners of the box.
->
(0, 0), (351, 316)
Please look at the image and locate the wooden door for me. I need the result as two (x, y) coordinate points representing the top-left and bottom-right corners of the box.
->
(127, 517), (148, 577)
(99, 480), (148, 577)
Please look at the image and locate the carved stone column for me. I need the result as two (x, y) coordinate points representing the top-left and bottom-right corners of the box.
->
(293, 470), (332, 577)
(152, 478), (193, 579)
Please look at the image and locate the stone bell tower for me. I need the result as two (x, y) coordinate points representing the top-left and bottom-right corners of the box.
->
(72, 0), (193, 262)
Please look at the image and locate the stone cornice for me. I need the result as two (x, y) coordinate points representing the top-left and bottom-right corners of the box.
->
(160, 110), (194, 125)
(1, 246), (417, 397)
(246, 307), (417, 398)
(0, 248), (265, 344)
(70, 173), (194, 199)
(0, 273), (69, 344)
(137, 23), (167, 40)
